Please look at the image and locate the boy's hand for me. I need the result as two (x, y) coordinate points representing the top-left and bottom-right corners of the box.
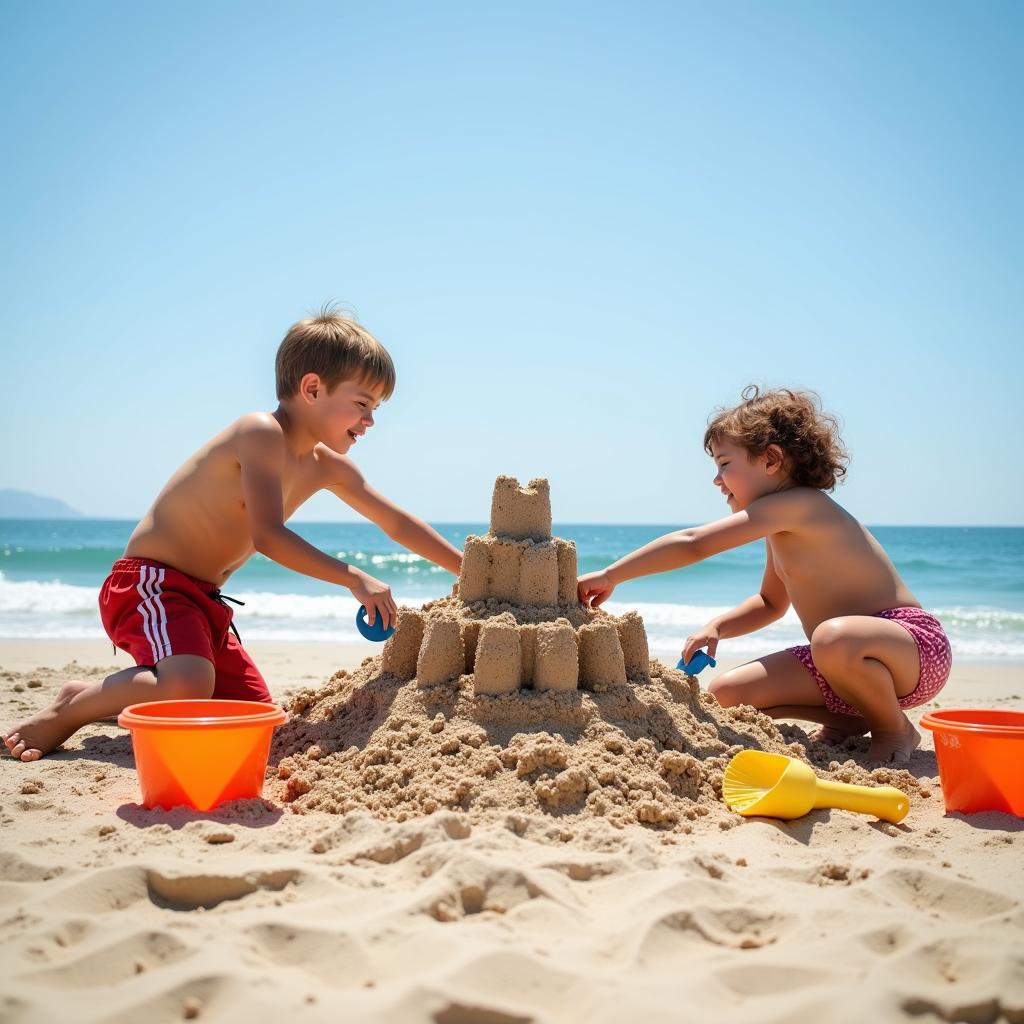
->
(351, 571), (399, 631)
(682, 625), (720, 664)
(578, 570), (615, 608)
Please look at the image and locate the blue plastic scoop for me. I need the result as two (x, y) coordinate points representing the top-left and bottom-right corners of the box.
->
(356, 605), (395, 642)
(677, 650), (717, 675)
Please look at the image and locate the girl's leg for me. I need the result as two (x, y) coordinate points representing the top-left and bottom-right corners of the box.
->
(708, 617), (922, 763)
(3, 654), (215, 762)
(807, 616), (922, 764)
(708, 649), (829, 711)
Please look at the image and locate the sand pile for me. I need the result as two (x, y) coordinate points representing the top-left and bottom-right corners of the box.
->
(272, 476), (925, 832)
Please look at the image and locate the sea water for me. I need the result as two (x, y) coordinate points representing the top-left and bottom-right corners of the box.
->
(1, 520), (1022, 661)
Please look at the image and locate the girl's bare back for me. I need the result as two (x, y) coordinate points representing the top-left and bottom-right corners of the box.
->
(769, 491), (919, 635)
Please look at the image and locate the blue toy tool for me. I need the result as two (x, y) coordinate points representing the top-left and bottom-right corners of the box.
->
(677, 650), (717, 675)
(356, 605), (395, 642)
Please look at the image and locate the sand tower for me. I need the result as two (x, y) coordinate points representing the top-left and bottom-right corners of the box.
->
(381, 476), (650, 696)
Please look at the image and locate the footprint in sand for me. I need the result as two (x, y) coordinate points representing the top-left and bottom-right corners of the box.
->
(420, 861), (556, 922)
(880, 867), (1015, 920)
(635, 902), (794, 963)
(244, 922), (369, 987)
(146, 867), (303, 911)
(892, 935), (1024, 1024)
(20, 930), (193, 988)
(0, 851), (64, 883)
(714, 962), (829, 996)
(42, 864), (303, 914)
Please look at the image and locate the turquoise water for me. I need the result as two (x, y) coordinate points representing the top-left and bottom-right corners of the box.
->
(1, 519), (1022, 660)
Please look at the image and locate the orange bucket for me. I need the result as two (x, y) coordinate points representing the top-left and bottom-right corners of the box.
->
(920, 708), (1024, 816)
(118, 700), (287, 811)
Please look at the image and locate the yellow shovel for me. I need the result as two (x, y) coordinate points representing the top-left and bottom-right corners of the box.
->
(723, 750), (909, 823)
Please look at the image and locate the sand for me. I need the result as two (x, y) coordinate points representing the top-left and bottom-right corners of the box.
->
(1, 642), (1023, 1023)
(1, 479), (1023, 1022)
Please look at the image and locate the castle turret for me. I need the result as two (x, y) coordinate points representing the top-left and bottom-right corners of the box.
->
(386, 475), (651, 698)
(458, 476), (575, 608)
(490, 476), (551, 540)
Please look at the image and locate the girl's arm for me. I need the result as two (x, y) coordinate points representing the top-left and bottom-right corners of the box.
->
(681, 546), (790, 661)
(578, 491), (802, 607)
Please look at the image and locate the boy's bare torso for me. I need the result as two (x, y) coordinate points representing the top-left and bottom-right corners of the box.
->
(125, 414), (341, 585)
(767, 492), (919, 636)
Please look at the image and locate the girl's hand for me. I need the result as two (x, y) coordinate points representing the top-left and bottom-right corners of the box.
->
(682, 625), (720, 664)
(578, 570), (615, 608)
(351, 572), (398, 631)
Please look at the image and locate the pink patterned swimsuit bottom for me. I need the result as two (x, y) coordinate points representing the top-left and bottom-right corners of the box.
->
(787, 606), (952, 717)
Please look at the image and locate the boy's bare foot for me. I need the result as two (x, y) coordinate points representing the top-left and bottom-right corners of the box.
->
(866, 715), (921, 766)
(3, 680), (93, 762)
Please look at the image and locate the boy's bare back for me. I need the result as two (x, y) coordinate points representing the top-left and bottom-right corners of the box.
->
(125, 412), (353, 585)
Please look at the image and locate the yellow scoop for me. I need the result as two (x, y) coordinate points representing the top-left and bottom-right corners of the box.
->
(723, 750), (909, 823)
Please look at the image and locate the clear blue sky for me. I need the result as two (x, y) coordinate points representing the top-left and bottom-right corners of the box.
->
(2, 1), (1021, 525)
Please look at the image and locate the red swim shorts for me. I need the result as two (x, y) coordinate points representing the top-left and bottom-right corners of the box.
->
(99, 557), (271, 703)
(787, 606), (952, 717)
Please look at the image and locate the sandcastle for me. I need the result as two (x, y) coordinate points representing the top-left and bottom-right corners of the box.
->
(273, 474), (924, 828)
(380, 476), (650, 695)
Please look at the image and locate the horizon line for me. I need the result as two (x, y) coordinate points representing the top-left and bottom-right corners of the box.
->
(2, 516), (1023, 530)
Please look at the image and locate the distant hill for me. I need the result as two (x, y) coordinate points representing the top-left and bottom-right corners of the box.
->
(0, 489), (83, 518)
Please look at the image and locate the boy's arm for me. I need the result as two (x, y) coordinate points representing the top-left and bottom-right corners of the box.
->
(681, 546), (791, 661)
(237, 418), (399, 627)
(579, 490), (805, 607)
(325, 455), (463, 576)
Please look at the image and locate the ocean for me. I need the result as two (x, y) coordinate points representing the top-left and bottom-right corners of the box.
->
(1, 520), (1022, 662)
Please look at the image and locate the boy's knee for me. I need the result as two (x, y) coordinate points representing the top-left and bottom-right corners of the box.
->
(159, 675), (215, 701)
(56, 679), (87, 702)
(155, 657), (215, 700)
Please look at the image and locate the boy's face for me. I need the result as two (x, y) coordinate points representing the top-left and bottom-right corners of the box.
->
(710, 439), (784, 512)
(314, 378), (387, 453)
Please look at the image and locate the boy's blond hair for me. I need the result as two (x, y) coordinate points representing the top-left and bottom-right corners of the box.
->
(275, 306), (396, 401)
(704, 385), (849, 491)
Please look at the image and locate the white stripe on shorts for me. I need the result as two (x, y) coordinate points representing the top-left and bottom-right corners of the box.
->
(135, 566), (161, 663)
(151, 567), (172, 660)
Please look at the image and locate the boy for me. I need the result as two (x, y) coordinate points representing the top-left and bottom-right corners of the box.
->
(4, 309), (463, 762)
(578, 386), (951, 765)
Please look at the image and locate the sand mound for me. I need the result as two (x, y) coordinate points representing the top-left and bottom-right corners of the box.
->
(272, 476), (925, 832)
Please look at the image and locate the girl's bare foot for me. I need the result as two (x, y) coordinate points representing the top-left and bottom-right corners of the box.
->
(866, 715), (921, 766)
(812, 716), (870, 745)
(2, 680), (93, 762)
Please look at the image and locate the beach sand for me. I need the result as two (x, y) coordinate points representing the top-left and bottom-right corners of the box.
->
(1, 637), (1022, 1024)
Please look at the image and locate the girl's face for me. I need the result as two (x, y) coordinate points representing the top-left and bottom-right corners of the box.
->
(710, 438), (786, 512)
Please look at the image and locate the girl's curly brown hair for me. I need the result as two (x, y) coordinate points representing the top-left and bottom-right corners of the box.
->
(703, 386), (849, 491)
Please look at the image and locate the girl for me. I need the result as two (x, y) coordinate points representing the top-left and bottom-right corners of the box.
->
(578, 386), (951, 764)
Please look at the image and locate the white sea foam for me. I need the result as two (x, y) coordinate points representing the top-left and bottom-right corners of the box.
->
(0, 575), (99, 615)
(0, 573), (1022, 658)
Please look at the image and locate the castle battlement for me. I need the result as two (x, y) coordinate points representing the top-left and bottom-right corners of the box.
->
(489, 476), (552, 540)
